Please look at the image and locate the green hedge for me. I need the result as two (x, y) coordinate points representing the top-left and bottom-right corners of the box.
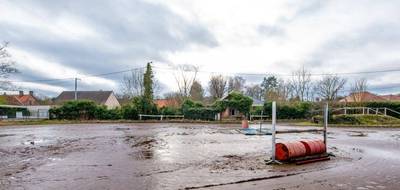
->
(0, 107), (30, 118)
(313, 114), (400, 125)
(184, 107), (217, 121)
(181, 99), (217, 120)
(263, 101), (314, 119)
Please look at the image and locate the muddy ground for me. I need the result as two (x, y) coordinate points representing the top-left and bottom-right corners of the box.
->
(0, 123), (400, 190)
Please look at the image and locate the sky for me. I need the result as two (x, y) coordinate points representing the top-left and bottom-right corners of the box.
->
(0, 0), (400, 97)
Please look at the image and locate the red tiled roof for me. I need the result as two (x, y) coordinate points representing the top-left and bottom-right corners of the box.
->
(154, 99), (179, 108)
(380, 94), (400, 101)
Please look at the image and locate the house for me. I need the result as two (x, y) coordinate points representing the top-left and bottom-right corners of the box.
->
(339, 91), (400, 103)
(0, 91), (50, 119)
(0, 91), (39, 106)
(54, 91), (120, 109)
(219, 92), (264, 120)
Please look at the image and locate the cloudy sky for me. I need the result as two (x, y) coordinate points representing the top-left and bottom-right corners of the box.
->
(1, 0), (399, 97)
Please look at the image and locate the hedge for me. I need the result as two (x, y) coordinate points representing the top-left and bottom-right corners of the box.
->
(263, 101), (314, 119)
(0, 107), (30, 118)
(184, 107), (217, 121)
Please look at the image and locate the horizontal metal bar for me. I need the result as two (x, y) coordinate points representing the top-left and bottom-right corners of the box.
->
(276, 129), (325, 134)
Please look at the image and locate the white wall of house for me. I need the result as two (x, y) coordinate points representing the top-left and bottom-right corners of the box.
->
(104, 94), (121, 109)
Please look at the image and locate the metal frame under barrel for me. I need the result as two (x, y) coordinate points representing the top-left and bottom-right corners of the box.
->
(266, 101), (329, 165)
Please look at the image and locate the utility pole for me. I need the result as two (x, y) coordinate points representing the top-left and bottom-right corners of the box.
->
(74, 78), (80, 100)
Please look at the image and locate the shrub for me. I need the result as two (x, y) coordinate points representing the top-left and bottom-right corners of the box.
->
(0, 107), (30, 118)
(263, 101), (313, 119)
(132, 96), (158, 115)
(121, 105), (139, 120)
(50, 100), (98, 120)
(94, 106), (122, 120)
(159, 106), (181, 115)
(184, 107), (217, 120)
(213, 92), (253, 115)
(313, 114), (400, 125)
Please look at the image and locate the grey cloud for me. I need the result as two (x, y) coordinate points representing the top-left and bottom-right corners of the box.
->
(0, 0), (217, 95)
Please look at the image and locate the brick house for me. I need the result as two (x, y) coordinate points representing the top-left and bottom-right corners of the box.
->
(54, 91), (120, 109)
(0, 91), (39, 106)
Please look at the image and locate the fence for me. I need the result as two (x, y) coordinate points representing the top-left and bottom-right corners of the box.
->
(0, 105), (50, 120)
(138, 114), (184, 120)
(332, 107), (400, 118)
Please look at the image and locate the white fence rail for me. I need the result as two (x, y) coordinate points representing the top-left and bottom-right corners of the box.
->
(138, 114), (184, 120)
(332, 107), (400, 117)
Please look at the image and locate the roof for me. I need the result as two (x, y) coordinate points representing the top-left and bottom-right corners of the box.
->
(154, 98), (180, 108)
(55, 91), (114, 105)
(380, 94), (400, 101)
(340, 91), (388, 102)
(0, 95), (38, 106)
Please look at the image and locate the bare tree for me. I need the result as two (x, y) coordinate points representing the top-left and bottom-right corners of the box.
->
(227, 76), (245, 92)
(350, 78), (368, 102)
(290, 67), (312, 101)
(245, 84), (263, 100)
(0, 42), (18, 90)
(208, 75), (227, 100)
(173, 64), (199, 98)
(120, 68), (162, 98)
(120, 69), (144, 98)
(315, 75), (346, 101)
(190, 80), (204, 101)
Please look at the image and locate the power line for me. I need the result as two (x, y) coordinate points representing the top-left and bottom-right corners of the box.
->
(1, 66), (145, 83)
(153, 66), (400, 77)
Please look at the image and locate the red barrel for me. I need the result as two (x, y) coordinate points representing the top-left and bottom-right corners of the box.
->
(300, 140), (326, 156)
(241, 120), (249, 129)
(275, 141), (307, 161)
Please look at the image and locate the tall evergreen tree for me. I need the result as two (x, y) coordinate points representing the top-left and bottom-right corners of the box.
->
(143, 62), (154, 101)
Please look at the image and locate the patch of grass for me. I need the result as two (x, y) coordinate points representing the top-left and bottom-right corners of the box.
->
(331, 114), (400, 125)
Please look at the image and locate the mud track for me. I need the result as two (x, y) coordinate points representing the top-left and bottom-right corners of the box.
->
(1, 123), (400, 189)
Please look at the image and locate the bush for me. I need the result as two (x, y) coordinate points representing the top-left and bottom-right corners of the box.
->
(213, 92), (253, 115)
(121, 105), (139, 120)
(94, 106), (122, 120)
(313, 114), (400, 125)
(263, 101), (313, 119)
(50, 100), (98, 120)
(132, 96), (158, 115)
(184, 107), (217, 120)
(0, 107), (30, 118)
(159, 106), (181, 115)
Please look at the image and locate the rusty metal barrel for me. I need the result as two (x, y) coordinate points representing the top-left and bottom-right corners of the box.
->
(300, 140), (326, 156)
(275, 141), (307, 161)
(241, 119), (249, 129)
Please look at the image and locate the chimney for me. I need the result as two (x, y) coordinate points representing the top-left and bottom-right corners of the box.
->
(19, 91), (24, 96)
(29, 91), (34, 96)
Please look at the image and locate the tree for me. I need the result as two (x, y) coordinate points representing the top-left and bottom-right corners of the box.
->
(350, 78), (368, 102)
(190, 80), (204, 101)
(315, 75), (346, 101)
(261, 76), (278, 93)
(143, 62), (154, 101)
(0, 42), (18, 90)
(120, 69), (144, 98)
(245, 84), (263, 100)
(290, 67), (313, 101)
(173, 64), (199, 98)
(208, 75), (227, 100)
(227, 76), (245, 92)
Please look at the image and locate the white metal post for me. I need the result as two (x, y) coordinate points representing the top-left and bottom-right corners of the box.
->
(266, 101), (281, 164)
(272, 102), (276, 161)
(324, 103), (328, 150)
